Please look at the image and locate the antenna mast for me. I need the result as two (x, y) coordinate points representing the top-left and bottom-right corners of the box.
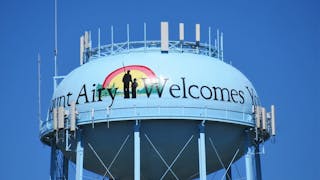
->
(54, 0), (58, 90)
(37, 53), (42, 124)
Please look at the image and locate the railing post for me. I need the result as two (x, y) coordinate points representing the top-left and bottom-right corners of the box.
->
(76, 130), (84, 180)
(134, 121), (141, 180)
(198, 123), (207, 180)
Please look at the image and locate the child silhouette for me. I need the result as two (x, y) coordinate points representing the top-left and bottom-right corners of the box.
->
(131, 78), (138, 98)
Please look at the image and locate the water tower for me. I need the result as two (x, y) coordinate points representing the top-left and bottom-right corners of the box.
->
(39, 20), (276, 179)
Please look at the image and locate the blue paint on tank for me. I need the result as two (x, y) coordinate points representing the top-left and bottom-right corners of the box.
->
(41, 51), (259, 179)
(41, 52), (257, 136)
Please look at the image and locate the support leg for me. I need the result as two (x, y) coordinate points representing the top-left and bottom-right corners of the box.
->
(76, 130), (84, 180)
(245, 147), (254, 180)
(63, 156), (69, 180)
(255, 144), (262, 180)
(134, 121), (141, 180)
(198, 123), (207, 180)
(50, 141), (57, 180)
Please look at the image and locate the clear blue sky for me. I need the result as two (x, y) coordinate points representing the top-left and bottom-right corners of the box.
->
(0, 0), (319, 179)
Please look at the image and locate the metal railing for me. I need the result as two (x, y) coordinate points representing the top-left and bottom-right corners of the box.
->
(80, 23), (225, 64)
(82, 40), (219, 63)
(40, 105), (254, 136)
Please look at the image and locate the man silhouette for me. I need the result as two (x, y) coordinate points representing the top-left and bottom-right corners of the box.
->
(131, 78), (138, 98)
(122, 70), (132, 98)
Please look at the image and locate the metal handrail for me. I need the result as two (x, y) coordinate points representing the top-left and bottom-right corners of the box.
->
(83, 40), (218, 63)
(39, 105), (253, 136)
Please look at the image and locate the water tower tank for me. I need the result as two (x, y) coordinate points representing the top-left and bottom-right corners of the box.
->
(40, 22), (276, 180)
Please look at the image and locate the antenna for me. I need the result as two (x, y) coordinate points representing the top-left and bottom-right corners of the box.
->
(179, 23), (184, 42)
(80, 35), (84, 65)
(127, 24), (130, 51)
(208, 27), (211, 56)
(217, 29), (220, 60)
(89, 31), (92, 50)
(37, 53), (42, 124)
(261, 107), (266, 130)
(195, 24), (200, 46)
(220, 32), (224, 61)
(160, 22), (169, 53)
(144, 22), (147, 51)
(58, 107), (65, 129)
(54, 0), (58, 90)
(214, 39), (217, 55)
(271, 105), (276, 136)
(255, 106), (261, 128)
(98, 28), (101, 57)
(53, 108), (58, 131)
(179, 23), (184, 52)
(111, 25), (114, 54)
(70, 101), (76, 132)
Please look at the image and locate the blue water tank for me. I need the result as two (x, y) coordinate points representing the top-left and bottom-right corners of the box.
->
(41, 39), (259, 179)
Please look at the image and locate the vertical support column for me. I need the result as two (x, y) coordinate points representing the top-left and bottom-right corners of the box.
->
(76, 130), (84, 180)
(198, 123), (207, 180)
(255, 144), (262, 180)
(63, 155), (69, 180)
(245, 147), (254, 180)
(134, 121), (141, 180)
(50, 141), (57, 180)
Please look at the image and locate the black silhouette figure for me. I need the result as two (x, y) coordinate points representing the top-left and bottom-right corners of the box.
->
(122, 70), (132, 98)
(131, 78), (138, 98)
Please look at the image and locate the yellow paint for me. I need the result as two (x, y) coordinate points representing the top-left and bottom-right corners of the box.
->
(106, 70), (149, 91)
